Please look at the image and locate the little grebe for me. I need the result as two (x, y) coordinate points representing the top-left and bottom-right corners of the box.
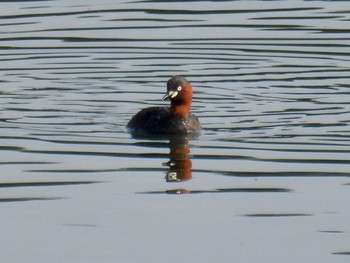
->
(127, 76), (201, 135)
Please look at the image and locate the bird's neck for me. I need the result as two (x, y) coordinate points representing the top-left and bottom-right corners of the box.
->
(170, 101), (191, 118)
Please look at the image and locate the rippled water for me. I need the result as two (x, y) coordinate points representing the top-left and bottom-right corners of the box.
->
(1, 1), (350, 262)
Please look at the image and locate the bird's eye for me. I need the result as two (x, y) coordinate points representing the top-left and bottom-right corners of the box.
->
(177, 86), (182, 91)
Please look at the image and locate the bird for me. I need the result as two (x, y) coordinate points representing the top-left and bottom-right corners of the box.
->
(127, 76), (200, 135)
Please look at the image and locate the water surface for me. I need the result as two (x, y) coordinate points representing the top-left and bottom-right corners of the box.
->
(1, 1), (350, 262)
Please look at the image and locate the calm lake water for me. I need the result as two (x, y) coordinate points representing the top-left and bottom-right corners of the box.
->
(1, 0), (350, 262)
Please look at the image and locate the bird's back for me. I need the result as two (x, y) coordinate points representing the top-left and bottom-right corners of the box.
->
(127, 107), (200, 135)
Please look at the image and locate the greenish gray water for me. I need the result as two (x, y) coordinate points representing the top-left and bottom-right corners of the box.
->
(1, 1), (350, 262)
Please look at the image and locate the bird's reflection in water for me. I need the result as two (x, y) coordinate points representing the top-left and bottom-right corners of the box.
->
(163, 135), (192, 182)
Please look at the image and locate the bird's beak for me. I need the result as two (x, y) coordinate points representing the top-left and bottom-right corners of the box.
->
(162, 91), (178, 100)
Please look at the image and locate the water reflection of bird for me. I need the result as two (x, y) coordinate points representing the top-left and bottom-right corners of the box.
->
(163, 135), (192, 182)
(127, 76), (201, 135)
